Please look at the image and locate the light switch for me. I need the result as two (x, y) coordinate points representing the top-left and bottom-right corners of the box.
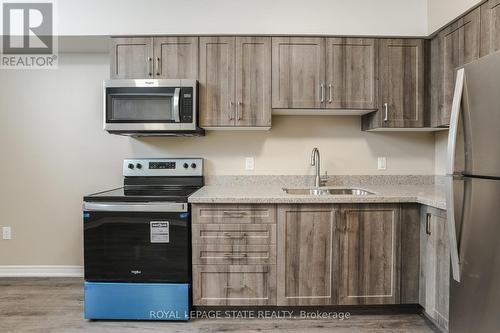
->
(377, 157), (387, 170)
(2, 227), (11, 240)
(245, 157), (255, 170)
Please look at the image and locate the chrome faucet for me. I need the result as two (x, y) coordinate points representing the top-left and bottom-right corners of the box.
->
(311, 147), (323, 188)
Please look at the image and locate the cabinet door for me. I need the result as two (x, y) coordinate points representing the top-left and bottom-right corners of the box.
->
(378, 39), (425, 128)
(153, 37), (198, 79)
(325, 38), (378, 109)
(235, 37), (272, 127)
(277, 204), (338, 305)
(272, 37), (325, 109)
(338, 205), (401, 305)
(440, 8), (480, 126)
(193, 265), (276, 305)
(420, 206), (449, 331)
(481, 0), (500, 57)
(110, 37), (153, 79)
(199, 37), (236, 127)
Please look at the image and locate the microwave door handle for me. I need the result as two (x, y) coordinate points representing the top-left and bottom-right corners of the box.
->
(173, 87), (181, 122)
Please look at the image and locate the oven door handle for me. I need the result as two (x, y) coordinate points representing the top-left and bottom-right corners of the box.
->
(173, 87), (181, 122)
(83, 202), (188, 212)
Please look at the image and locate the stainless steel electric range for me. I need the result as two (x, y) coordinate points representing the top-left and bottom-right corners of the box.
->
(82, 158), (203, 321)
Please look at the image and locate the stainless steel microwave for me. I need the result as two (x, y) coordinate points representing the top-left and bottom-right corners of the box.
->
(103, 79), (203, 136)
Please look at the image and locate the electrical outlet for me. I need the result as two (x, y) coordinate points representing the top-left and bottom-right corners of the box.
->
(377, 157), (387, 170)
(245, 157), (255, 170)
(2, 227), (11, 240)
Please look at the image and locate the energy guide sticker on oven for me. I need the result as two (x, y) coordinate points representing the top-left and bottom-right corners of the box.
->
(150, 221), (169, 243)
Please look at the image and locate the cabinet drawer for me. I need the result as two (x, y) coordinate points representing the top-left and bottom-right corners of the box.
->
(192, 245), (276, 265)
(192, 204), (276, 224)
(192, 265), (276, 305)
(192, 224), (276, 245)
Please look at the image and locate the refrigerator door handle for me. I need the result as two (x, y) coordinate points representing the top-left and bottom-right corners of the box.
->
(446, 68), (465, 283)
(446, 68), (465, 175)
(446, 176), (462, 282)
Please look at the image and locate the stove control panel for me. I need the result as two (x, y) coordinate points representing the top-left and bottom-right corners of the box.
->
(123, 158), (203, 177)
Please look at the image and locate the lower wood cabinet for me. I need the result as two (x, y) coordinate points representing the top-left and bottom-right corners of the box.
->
(192, 265), (276, 306)
(276, 204), (338, 305)
(420, 206), (449, 331)
(337, 204), (401, 305)
(192, 203), (421, 307)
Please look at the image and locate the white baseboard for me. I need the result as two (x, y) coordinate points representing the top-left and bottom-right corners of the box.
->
(0, 266), (84, 277)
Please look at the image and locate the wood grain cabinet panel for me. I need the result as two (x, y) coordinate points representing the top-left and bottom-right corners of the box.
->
(481, 0), (500, 57)
(110, 37), (153, 79)
(325, 38), (378, 109)
(420, 206), (449, 331)
(439, 8), (480, 127)
(235, 37), (272, 127)
(272, 37), (326, 109)
(153, 37), (198, 79)
(193, 265), (276, 305)
(199, 37), (236, 127)
(338, 204), (401, 305)
(192, 244), (276, 265)
(277, 204), (338, 305)
(192, 224), (276, 245)
(192, 204), (276, 224)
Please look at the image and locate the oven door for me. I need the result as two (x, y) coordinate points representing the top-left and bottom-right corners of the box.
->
(83, 201), (190, 283)
(103, 79), (196, 132)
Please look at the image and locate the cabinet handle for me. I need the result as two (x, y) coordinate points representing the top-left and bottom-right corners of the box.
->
(147, 57), (152, 77)
(222, 232), (247, 239)
(320, 84), (325, 103)
(228, 101), (234, 120)
(237, 102), (243, 120)
(426, 213), (431, 235)
(383, 103), (389, 121)
(328, 84), (332, 103)
(223, 253), (248, 259)
(155, 57), (160, 76)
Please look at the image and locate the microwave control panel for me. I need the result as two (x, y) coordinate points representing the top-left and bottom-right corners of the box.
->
(180, 87), (194, 123)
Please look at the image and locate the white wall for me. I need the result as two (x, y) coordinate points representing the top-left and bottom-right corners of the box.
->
(0, 53), (435, 265)
(56, 0), (428, 36)
(428, 0), (482, 33)
(435, 130), (449, 175)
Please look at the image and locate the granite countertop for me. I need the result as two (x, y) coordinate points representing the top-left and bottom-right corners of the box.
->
(188, 184), (447, 210)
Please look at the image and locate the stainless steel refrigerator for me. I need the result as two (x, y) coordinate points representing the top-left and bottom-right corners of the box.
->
(446, 51), (500, 333)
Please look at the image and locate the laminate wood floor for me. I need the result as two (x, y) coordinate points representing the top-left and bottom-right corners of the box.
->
(0, 278), (439, 333)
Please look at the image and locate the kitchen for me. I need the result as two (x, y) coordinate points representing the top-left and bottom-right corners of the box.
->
(1, 0), (499, 332)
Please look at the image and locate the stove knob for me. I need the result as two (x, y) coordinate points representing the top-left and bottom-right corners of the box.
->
(191, 163), (197, 169)
(183, 163), (189, 169)
(128, 163), (134, 170)
(136, 163), (142, 169)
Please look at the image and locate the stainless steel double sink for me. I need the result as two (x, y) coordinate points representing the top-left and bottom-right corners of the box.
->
(283, 188), (374, 196)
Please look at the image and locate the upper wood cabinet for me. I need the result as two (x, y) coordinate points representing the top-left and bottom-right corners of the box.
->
(272, 37), (378, 110)
(420, 206), (449, 331)
(276, 204), (338, 306)
(325, 38), (378, 109)
(433, 8), (480, 127)
(153, 37), (198, 79)
(110, 37), (153, 79)
(480, 0), (500, 57)
(110, 37), (198, 79)
(362, 39), (425, 130)
(272, 37), (325, 109)
(199, 37), (271, 128)
(338, 204), (401, 305)
(199, 37), (236, 127)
